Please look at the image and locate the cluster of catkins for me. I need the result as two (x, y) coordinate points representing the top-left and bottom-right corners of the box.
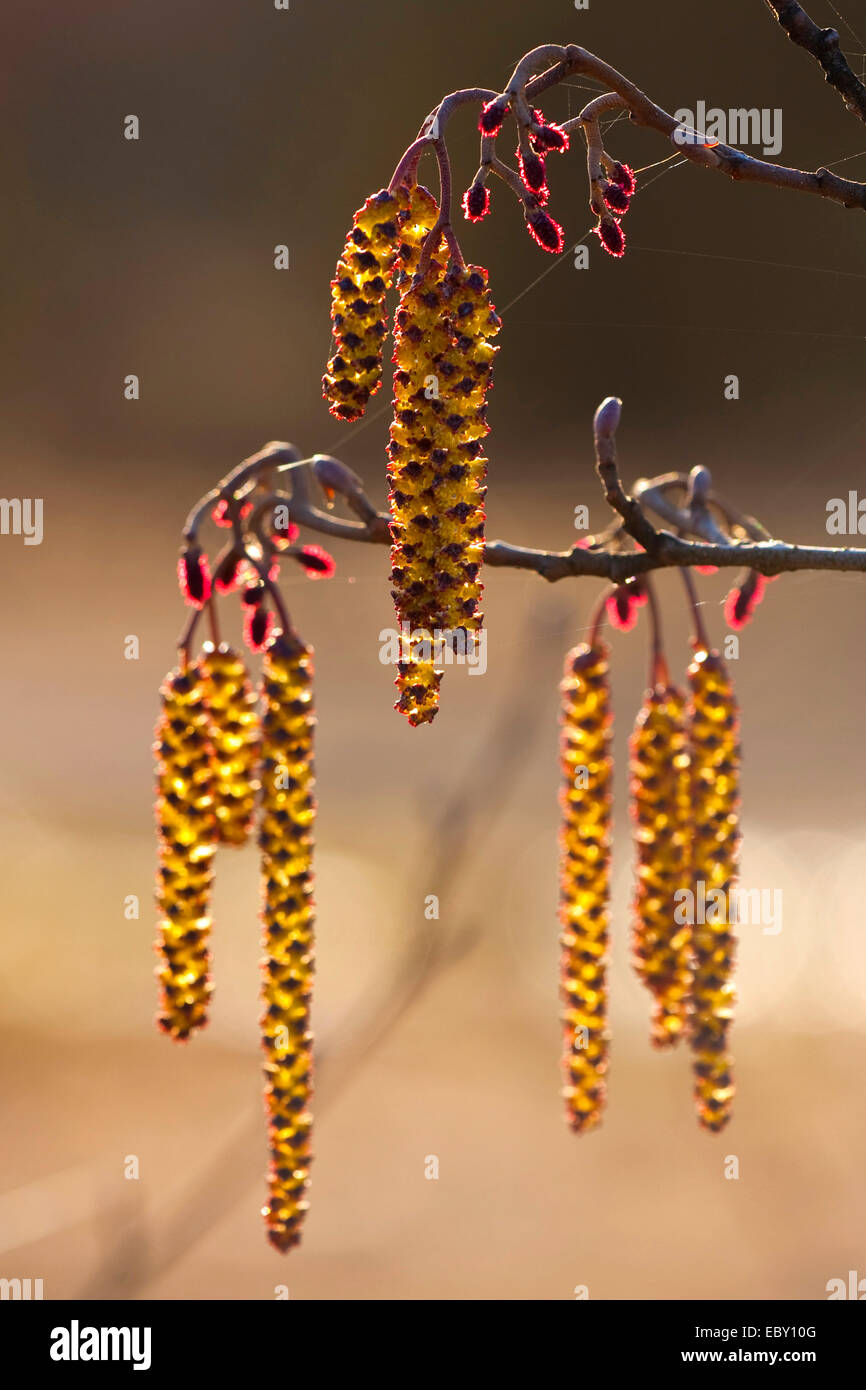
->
(155, 580), (319, 1250)
(468, 99), (572, 254)
(467, 96), (637, 260)
(558, 632), (740, 1135)
(323, 183), (440, 422)
(154, 119), (765, 1256)
(320, 110), (645, 722)
(323, 181), (500, 725)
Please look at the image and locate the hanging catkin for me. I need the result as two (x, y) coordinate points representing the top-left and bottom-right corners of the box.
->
(558, 641), (612, 1133)
(629, 684), (693, 1048)
(258, 635), (317, 1252)
(388, 259), (499, 724)
(153, 663), (217, 1040)
(323, 184), (439, 422)
(687, 647), (740, 1132)
(200, 642), (260, 847)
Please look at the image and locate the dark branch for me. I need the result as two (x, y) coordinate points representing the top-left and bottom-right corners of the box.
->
(204, 400), (866, 590)
(765, 0), (866, 124)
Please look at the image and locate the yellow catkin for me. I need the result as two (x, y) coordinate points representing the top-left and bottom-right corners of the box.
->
(558, 641), (612, 1133)
(258, 636), (316, 1252)
(323, 184), (439, 422)
(153, 663), (217, 1041)
(687, 647), (740, 1132)
(388, 259), (499, 725)
(393, 183), (441, 284)
(200, 642), (260, 847)
(629, 684), (693, 1047)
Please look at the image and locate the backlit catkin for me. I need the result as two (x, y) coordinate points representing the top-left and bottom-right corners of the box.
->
(200, 642), (260, 847)
(323, 184), (439, 422)
(259, 636), (316, 1252)
(629, 684), (693, 1048)
(153, 663), (217, 1040)
(558, 641), (612, 1133)
(687, 648), (740, 1132)
(388, 259), (499, 724)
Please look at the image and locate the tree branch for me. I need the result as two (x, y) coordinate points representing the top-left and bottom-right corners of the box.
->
(765, 0), (866, 124)
(392, 34), (866, 230)
(209, 401), (866, 589)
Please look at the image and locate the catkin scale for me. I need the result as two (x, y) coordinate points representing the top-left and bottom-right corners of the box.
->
(687, 648), (740, 1132)
(323, 185), (439, 422)
(387, 259), (500, 724)
(629, 684), (693, 1047)
(200, 642), (260, 846)
(258, 636), (317, 1252)
(558, 641), (612, 1133)
(153, 663), (217, 1040)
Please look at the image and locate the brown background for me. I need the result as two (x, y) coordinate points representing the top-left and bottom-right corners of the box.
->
(0, 0), (864, 1299)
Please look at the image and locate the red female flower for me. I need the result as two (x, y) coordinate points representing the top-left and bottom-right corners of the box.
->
(462, 183), (491, 222)
(595, 216), (626, 258)
(178, 546), (212, 608)
(526, 207), (565, 254)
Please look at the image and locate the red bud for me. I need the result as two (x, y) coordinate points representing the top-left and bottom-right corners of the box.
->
(244, 604), (274, 653)
(595, 216), (626, 258)
(178, 547), (212, 608)
(724, 571), (766, 629)
(479, 97), (508, 135)
(462, 183), (491, 222)
(214, 548), (242, 594)
(517, 149), (548, 200)
(602, 181), (630, 214)
(606, 585), (641, 632)
(293, 544), (336, 579)
(525, 208), (564, 254)
(609, 162), (636, 195)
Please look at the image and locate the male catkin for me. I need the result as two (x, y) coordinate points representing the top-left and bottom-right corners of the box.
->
(388, 259), (499, 724)
(558, 641), (612, 1133)
(687, 648), (740, 1132)
(200, 642), (260, 847)
(629, 684), (693, 1047)
(258, 636), (316, 1251)
(323, 185), (439, 421)
(153, 664), (217, 1040)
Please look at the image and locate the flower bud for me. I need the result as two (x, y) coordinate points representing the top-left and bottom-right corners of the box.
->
(602, 181), (630, 214)
(595, 216), (626, 258)
(178, 546), (212, 608)
(293, 544), (336, 579)
(479, 96), (508, 135)
(462, 182), (491, 222)
(609, 161), (636, 195)
(525, 207), (565, 254)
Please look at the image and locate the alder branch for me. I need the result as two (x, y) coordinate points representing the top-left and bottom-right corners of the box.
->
(210, 398), (866, 594)
(522, 44), (865, 210)
(389, 36), (866, 234)
(765, 0), (866, 123)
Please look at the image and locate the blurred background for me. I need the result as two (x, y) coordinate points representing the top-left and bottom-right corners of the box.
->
(1, 0), (864, 1300)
